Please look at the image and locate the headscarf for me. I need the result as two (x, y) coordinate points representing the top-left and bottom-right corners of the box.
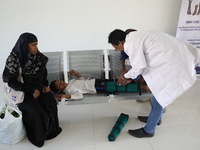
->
(12, 32), (38, 67)
(6, 32), (47, 76)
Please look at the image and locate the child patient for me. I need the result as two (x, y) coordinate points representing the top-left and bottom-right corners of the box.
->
(50, 70), (114, 100)
(50, 70), (150, 101)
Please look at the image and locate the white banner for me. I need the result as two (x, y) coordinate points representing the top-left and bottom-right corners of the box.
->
(176, 0), (200, 73)
(176, 0), (200, 49)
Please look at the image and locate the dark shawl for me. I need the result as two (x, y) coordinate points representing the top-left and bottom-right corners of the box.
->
(3, 33), (48, 93)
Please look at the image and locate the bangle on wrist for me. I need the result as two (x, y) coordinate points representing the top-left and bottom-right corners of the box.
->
(121, 76), (126, 80)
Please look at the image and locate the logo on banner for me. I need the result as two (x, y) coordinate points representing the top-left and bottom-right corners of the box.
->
(187, 0), (200, 15)
(176, 0), (200, 74)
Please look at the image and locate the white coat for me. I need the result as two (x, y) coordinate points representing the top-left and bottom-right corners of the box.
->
(123, 30), (200, 108)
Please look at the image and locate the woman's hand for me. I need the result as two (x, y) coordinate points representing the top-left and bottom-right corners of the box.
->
(42, 86), (50, 93)
(33, 89), (40, 99)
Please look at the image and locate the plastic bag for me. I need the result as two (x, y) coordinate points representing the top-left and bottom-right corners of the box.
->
(4, 83), (24, 104)
(3, 67), (24, 105)
(0, 98), (26, 144)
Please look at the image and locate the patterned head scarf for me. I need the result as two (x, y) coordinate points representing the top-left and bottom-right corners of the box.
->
(6, 33), (46, 76)
(12, 33), (38, 67)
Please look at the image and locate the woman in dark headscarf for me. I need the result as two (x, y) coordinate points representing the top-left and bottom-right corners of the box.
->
(2, 33), (62, 147)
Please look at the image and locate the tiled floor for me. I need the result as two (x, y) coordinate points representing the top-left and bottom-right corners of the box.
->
(0, 77), (200, 150)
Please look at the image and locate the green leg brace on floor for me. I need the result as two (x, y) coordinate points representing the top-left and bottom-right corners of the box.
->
(108, 113), (129, 141)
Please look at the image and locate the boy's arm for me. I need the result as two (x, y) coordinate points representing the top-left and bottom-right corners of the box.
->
(56, 94), (71, 101)
(56, 92), (83, 100)
(68, 70), (82, 78)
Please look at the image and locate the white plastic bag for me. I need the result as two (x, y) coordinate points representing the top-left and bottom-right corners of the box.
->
(0, 99), (26, 144)
(3, 67), (24, 104)
(4, 83), (24, 104)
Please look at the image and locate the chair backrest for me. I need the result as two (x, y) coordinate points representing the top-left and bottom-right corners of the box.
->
(108, 50), (131, 79)
(67, 50), (104, 80)
(43, 51), (64, 83)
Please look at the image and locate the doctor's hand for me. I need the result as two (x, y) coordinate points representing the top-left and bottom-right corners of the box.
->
(121, 70), (128, 75)
(116, 76), (127, 85)
(117, 75), (132, 85)
(124, 79), (132, 84)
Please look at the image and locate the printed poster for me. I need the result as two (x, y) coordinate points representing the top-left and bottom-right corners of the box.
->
(176, 0), (200, 73)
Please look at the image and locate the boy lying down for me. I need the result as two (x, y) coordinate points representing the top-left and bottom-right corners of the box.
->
(50, 70), (150, 101)
(50, 70), (116, 100)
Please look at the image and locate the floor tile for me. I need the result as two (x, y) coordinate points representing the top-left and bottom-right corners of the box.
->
(1, 76), (200, 149)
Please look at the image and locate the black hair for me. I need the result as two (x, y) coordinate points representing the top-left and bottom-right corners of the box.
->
(50, 80), (58, 93)
(125, 29), (137, 33)
(108, 29), (127, 45)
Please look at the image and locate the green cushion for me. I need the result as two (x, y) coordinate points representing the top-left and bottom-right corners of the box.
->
(127, 83), (138, 92)
(117, 85), (126, 92)
(105, 82), (116, 92)
(105, 81), (139, 93)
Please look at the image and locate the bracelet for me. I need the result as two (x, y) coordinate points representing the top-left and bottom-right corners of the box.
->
(121, 76), (126, 81)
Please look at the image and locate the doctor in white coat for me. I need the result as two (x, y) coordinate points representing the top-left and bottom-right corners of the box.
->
(108, 29), (200, 138)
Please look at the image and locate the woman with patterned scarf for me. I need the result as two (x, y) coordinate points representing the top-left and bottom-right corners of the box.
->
(2, 33), (62, 147)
